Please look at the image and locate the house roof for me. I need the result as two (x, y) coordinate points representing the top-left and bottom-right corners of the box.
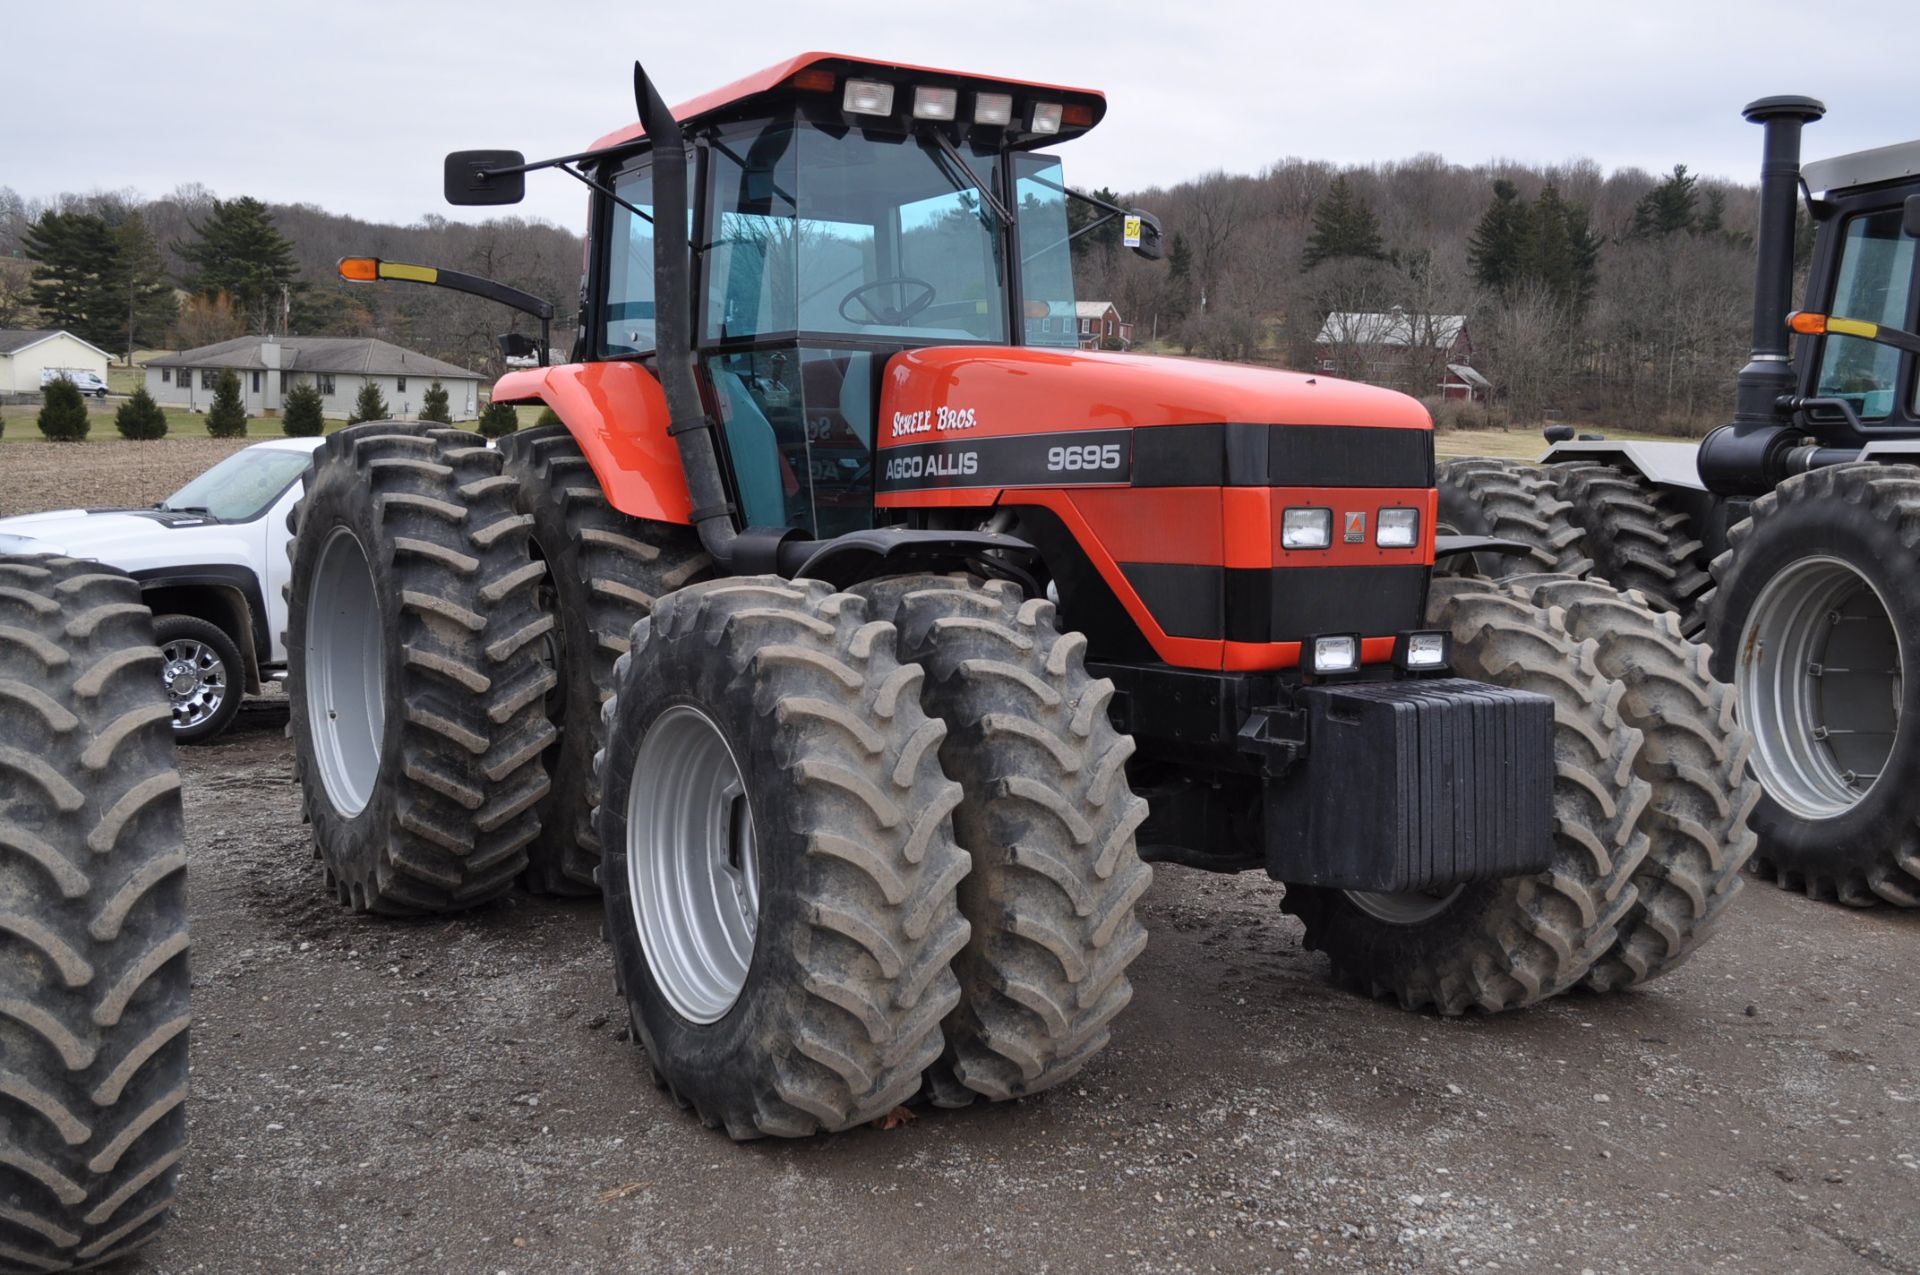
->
(1447, 363), (1492, 390)
(148, 336), (480, 380)
(1317, 309), (1467, 349)
(0, 329), (114, 360)
(1075, 302), (1118, 319)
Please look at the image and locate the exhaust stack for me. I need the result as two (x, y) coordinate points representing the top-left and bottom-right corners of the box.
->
(1699, 94), (1826, 494)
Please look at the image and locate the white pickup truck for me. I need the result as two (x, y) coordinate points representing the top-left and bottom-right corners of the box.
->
(0, 437), (322, 742)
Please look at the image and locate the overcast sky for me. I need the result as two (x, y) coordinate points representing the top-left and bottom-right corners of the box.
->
(10, 0), (1916, 228)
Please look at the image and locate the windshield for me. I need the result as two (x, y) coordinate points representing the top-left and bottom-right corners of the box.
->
(162, 447), (311, 520)
(1814, 207), (1917, 422)
(704, 118), (1010, 343)
(1014, 154), (1079, 347)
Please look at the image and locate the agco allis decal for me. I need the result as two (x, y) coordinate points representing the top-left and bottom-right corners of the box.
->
(1344, 511), (1367, 543)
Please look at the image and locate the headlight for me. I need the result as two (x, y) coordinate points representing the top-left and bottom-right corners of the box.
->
(1310, 633), (1360, 675)
(974, 92), (1014, 126)
(1396, 630), (1450, 671)
(1030, 101), (1064, 134)
(1376, 506), (1421, 548)
(912, 86), (958, 121)
(1281, 507), (1332, 550)
(842, 79), (895, 117)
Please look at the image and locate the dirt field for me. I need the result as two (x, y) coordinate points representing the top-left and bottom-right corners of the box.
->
(10, 429), (1916, 1275)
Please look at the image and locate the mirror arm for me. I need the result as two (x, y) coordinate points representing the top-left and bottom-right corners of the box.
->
(479, 147), (654, 223)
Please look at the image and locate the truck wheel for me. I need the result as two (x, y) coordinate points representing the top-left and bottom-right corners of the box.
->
(1281, 578), (1650, 1013)
(594, 579), (970, 1137)
(1507, 575), (1760, 989)
(1551, 463), (1712, 635)
(497, 425), (711, 895)
(285, 424), (556, 914)
(152, 614), (243, 744)
(854, 575), (1151, 1105)
(0, 556), (189, 1271)
(1435, 457), (1591, 577)
(1703, 464), (1920, 906)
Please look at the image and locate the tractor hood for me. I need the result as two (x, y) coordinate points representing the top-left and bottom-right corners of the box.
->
(877, 347), (1433, 441)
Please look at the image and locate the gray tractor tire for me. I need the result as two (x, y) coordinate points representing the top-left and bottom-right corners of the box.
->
(285, 424), (556, 914)
(854, 574), (1151, 1107)
(1703, 463), (1920, 906)
(1435, 457), (1591, 577)
(1506, 575), (1759, 989)
(1281, 577), (1650, 1013)
(1550, 463), (1713, 635)
(0, 556), (189, 1272)
(594, 579), (970, 1138)
(496, 425), (711, 895)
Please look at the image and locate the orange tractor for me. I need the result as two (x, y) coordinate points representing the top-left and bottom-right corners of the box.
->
(0, 53), (1757, 1269)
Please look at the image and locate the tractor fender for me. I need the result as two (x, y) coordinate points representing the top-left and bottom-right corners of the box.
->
(491, 362), (693, 524)
(1539, 438), (1707, 493)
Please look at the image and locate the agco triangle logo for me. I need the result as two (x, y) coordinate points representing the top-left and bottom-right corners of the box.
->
(1343, 511), (1367, 544)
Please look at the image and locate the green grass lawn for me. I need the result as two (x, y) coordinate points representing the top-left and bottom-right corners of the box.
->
(1434, 425), (1675, 461)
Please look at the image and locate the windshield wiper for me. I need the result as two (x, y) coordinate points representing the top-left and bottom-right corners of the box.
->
(159, 504), (213, 514)
(919, 129), (1012, 226)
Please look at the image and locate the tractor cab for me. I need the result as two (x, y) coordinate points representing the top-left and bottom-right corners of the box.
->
(1791, 146), (1920, 435)
(561, 56), (1158, 539)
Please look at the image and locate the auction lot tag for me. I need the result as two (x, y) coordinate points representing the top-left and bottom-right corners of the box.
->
(1123, 215), (1142, 247)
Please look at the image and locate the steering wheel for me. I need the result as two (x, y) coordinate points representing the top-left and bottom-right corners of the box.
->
(839, 277), (937, 326)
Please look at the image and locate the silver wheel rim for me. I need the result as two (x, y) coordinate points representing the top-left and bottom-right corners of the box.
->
(305, 526), (385, 817)
(1737, 555), (1901, 820)
(627, 705), (760, 1024)
(161, 636), (228, 730)
(1345, 885), (1464, 925)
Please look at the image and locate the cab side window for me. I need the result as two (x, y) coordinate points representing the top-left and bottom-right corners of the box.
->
(1814, 208), (1917, 421)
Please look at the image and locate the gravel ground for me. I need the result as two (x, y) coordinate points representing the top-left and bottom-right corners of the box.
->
(119, 699), (1918, 1275)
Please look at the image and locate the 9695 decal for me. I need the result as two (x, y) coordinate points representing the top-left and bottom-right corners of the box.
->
(877, 428), (1134, 493)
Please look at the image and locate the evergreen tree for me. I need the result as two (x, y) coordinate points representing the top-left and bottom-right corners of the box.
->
(346, 380), (388, 424)
(1303, 176), (1386, 270)
(282, 381), (325, 437)
(534, 407), (562, 428)
(1468, 180), (1533, 294)
(114, 386), (168, 440)
(419, 380), (452, 424)
(1530, 183), (1600, 318)
(37, 376), (91, 441)
(22, 211), (120, 347)
(205, 369), (249, 438)
(177, 196), (300, 332)
(109, 214), (178, 362)
(477, 399), (520, 439)
(1629, 165), (1699, 239)
(1698, 187), (1726, 237)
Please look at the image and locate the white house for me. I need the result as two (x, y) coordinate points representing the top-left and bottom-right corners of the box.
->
(145, 336), (484, 421)
(0, 330), (113, 396)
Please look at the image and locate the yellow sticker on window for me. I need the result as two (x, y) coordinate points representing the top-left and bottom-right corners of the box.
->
(1123, 215), (1143, 248)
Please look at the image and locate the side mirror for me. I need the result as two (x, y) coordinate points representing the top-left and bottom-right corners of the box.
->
(1125, 210), (1164, 262)
(1905, 193), (1920, 238)
(498, 332), (539, 360)
(445, 150), (526, 206)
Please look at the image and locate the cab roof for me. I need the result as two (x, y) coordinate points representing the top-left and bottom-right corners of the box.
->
(589, 52), (1106, 152)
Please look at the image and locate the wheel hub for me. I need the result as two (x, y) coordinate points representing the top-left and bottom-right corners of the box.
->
(1737, 555), (1901, 820)
(626, 705), (760, 1024)
(1343, 884), (1464, 925)
(160, 637), (227, 729)
(305, 527), (386, 816)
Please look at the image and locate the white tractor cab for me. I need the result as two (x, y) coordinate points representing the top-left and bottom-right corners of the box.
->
(40, 367), (110, 398)
(0, 437), (321, 741)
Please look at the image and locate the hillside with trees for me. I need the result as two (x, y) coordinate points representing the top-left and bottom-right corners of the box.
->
(1074, 157), (1772, 432)
(3, 148), (1771, 431)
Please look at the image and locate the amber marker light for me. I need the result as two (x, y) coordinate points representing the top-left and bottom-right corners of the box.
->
(790, 68), (836, 93)
(338, 256), (379, 282)
(1790, 311), (1881, 340)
